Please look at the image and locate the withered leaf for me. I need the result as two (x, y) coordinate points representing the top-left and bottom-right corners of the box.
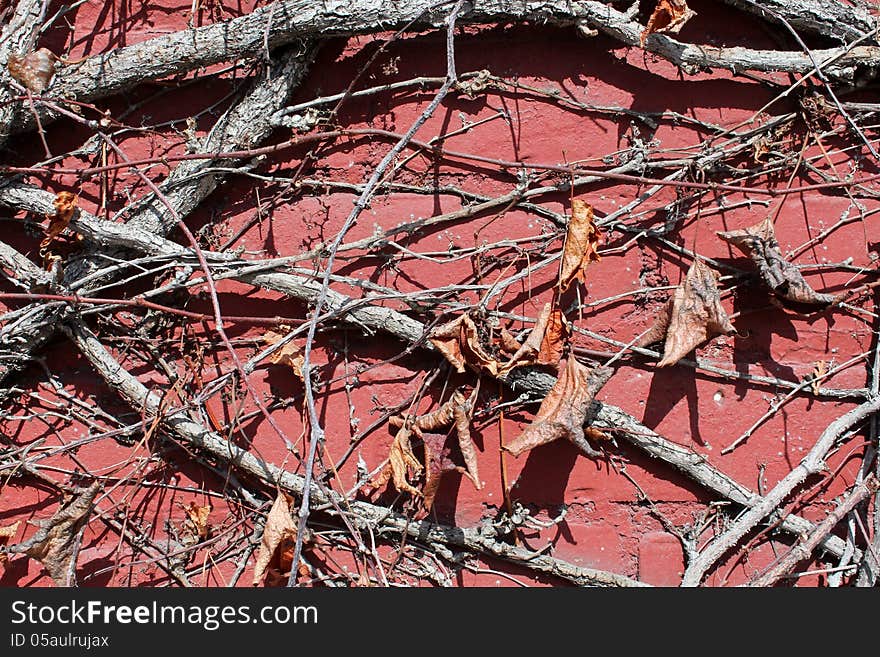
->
(262, 328), (305, 380)
(495, 328), (524, 355)
(717, 218), (836, 313)
(809, 360), (828, 396)
(41, 192), (77, 249)
(538, 304), (571, 365)
(504, 358), (613, 458)
(7, 48), (57, 93)
(379, 390), (481, 508)
(384, 425), (423, 498)
(638, 258), (736, 367)
(11, 482), (100, 586)
(184, 502), (212, 540)
(559, 200), (601, 292)
(433, 306), (571, 378)
(452, 397), (481, 491)
(0, 520), (20, 572)
(429, 314), (501, 375)
(641, 0), (697, 46)
(408, 390), (480, 490)
(498, 302), (571, 375)
(253, 492), (297, 586)
(39, 192), (78, 269)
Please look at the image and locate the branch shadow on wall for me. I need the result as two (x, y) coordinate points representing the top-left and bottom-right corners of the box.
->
(508, 438), (581, 513)
(730, 283), (799, 400)
(641, 360), (704, 446)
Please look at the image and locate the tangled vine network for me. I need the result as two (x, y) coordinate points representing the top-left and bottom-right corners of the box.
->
(1, 0), (880, 588)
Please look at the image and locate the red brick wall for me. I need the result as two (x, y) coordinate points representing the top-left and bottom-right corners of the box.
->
(0, 0), (875, 587)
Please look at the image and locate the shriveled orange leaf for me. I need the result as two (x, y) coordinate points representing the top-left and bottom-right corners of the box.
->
(7, 48), (57, 93)
(429, 314), (502, 375)
(269, 544), (311, 587)
(585, 426), (611, 443)
(641, 0), (697, 46)
(559, 200), (601, 292)
(41, 192), (77, 249)
(379, 390), (480, 508)
(809, 360), (828, 396)
(253, 492), (297, 586)
(184, 502), (212, 540)
(8, 482), (100, 586)
(388, 425), (424, 497)
(38, 192), (78, 269)
(638, 258), (735, 367)
(497, 302), (571, 375)
(495, 328), (523, 355)
(262, 328), (305, 380)
(717, 218), (836, 313)
(0, 520), (20, 572)
(504, 358), (613, 458)
(538, 304), (570, 365)
(452, 397), (481, 490)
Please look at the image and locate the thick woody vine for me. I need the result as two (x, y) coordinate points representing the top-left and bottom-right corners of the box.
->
(0, 0), (878, 588)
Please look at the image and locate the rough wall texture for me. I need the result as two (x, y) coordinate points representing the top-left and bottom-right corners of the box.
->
(0, 0), (878, 587)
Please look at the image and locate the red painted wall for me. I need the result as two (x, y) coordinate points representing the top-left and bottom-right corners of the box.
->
(0, 0), (876, 587)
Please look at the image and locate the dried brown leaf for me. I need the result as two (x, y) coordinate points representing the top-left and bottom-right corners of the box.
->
(431, 308), (571, 377)
(538, 304), (571, 365)
(403, 393), (458, 432)
(252, 492), (297, 586)
(810, 360), (828, 396)
(40, 192), (77, 249)
(495, 328), (523, 355)
(429, 314), (503, 375)
(637, 298), (673, 351)
(184, 502), (212, 540)
(498, 302), (571, 375)
(452, 396), (481, 490)
(7, 48), (57, 93)
(504, 359), (613, 458)
(262, 328), (305, 380)
(559, 200), (601, 292)
(641, 0), (697, 46)
(717, 218), (836, 313)
(38, 192), (78, 269)
(381, 425), (423, 499)
(382, 390), (481, 507)
(15, 482), (100, 586)
(0, 520), (20, 572)
(638, 258), (735, 367)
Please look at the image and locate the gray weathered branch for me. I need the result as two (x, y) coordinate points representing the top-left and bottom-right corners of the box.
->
(65, 318), (646, 587)
(0, 0), (49, 145)
(5, 0), (880, 137)
(123, 42), (317, 236)
(681, 397), (880, 586)
(747, 475), (878, 587)
(720, 0), (877, 45)
(0, 45), (316, 388)
(5, 200), (849, 561)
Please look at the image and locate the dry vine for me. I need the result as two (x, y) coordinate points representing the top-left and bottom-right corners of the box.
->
(0, 0), (879, 588)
